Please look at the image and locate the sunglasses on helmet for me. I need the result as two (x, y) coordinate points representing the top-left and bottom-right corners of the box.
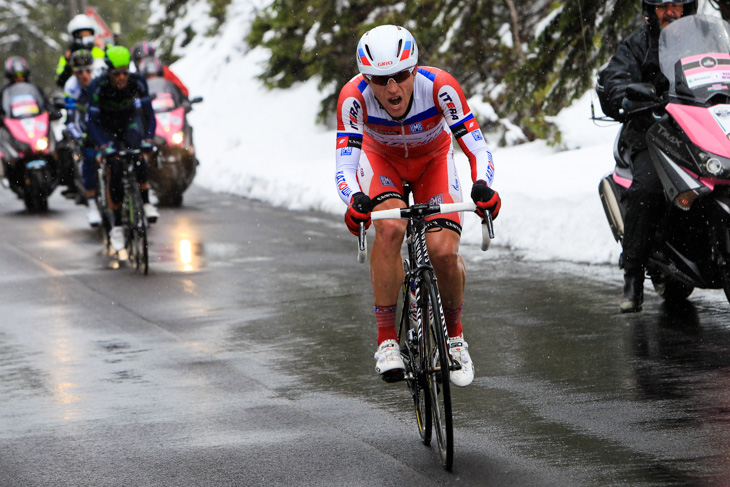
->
(365, 66), (415, 86)
(73, 67), (93, 74)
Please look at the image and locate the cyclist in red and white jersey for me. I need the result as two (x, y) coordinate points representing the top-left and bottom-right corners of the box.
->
(335, 25), (501, 387)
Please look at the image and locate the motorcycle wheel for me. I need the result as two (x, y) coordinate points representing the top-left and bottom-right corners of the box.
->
(157, 191), (183, 207)
(721, 275), (730, 305)
(711, 213), (730, 305)
(23, 171), (48, 213)
(651, 273), (694, 301)
(169, 193), (183, 207)
(23, 193), (48, 213)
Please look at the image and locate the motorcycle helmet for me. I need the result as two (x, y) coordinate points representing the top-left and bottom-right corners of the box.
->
(4, 56), (30, 81)
(70, 49), (93, 69)
(642, 0), (698, 34)
(356, 25), (418, 77)
(67, 13), (95, 38)
(132, 41), (156, 65)
(138, 56), (163, 78)
(105, 45), (131, 69)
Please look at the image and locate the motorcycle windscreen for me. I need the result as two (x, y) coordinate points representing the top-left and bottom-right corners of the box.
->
(660, 15), (730, 103)
(148, 78), (184, 112)
(1, 82), (45, 119)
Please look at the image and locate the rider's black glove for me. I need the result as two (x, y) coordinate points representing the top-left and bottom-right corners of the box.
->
(140, 139), (154, 153)
(100, 144), (116, 157)
(471, 180), (501, 220)
(345, 192), (372, 236)
(620, 98), (656, 116)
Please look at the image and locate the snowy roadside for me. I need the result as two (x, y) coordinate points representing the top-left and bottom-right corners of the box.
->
(168, 0), (623, 267)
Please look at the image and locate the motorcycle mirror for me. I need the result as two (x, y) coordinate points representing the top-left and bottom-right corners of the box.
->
(626, 83), (657, 102)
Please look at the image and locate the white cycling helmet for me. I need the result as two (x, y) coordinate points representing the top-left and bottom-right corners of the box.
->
(356, 25), (418, 77)
(67, 14), (95, 37)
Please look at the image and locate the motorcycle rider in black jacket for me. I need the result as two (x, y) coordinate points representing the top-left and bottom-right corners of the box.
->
(600, 0), (697, 312)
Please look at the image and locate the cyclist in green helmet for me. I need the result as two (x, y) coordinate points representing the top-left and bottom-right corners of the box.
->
(87, 46), (159, 252)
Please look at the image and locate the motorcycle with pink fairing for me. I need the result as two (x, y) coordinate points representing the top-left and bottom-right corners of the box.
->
(599, 15), (730, 304)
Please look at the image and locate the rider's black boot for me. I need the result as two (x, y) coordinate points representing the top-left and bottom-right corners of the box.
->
(620, 269), (644, 313)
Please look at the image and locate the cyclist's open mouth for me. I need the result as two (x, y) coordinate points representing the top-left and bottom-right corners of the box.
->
(388, 96), (403, 109)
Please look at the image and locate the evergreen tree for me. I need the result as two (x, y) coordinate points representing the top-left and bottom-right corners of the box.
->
(0, 0), (67, 92)
(508, 0), (640, 143)
(247, 0), (642, 144)
(247, 0), (408, 124)
(148, 0), (232, 64)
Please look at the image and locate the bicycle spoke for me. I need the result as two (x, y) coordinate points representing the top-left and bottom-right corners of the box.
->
(400, 278), (431, 445)
(130, 184), (149, 275)
(423, 273), (453, 470)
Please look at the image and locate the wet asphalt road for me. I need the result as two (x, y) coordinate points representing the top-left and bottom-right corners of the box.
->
(1, 185), (730, 486)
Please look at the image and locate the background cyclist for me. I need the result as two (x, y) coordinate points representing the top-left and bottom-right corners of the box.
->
(55, 13), (106, 89)
(87, 46), (158, 252)
(64, 49), (104, 227)
(130, 41), (190, 99)
(335, 25), (501, 387)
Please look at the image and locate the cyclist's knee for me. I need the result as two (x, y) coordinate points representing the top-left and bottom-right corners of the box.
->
(430, 245), (460, 272)
(428, 232), (460, 268)
(373, 219), (406, 247)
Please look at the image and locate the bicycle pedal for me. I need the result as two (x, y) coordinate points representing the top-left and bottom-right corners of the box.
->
(381, 369), (405, 383)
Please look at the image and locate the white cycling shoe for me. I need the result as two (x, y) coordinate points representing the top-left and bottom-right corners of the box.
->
(109, 226), (126, 252)
(448, 336), (474, 387)
(374, 339), (405, 381)
(143, 203), (159, 223)
(87, 203), (102, 227)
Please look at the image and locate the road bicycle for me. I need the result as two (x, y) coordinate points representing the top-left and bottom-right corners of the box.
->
(358, 188), (492, 470)
(97, 148), (151, 274)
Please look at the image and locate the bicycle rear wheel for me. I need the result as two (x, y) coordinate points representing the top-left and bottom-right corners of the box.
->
(400, 277), (431, 445)
(421, 271), (453, 470)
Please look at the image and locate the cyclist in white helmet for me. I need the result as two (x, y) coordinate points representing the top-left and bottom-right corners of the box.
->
(335, 25), (501, 387)
(55, 14), (106, 88)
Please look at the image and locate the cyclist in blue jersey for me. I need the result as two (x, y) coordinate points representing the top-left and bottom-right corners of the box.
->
(87, 46), (159, 252)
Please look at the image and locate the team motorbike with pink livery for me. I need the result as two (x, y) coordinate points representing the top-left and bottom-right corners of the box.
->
(146, 77), (202, 207)
(0, 82), (60, 211)
(599, 15), (730, 303)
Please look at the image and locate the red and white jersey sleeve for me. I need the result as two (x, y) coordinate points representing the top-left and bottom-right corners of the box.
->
(429, 68), (494, 186)
(334, 75), (367, 204)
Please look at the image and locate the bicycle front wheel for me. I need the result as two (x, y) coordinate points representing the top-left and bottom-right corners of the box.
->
(131, 224), (148, 274)
(421, 271), (453, 470)
(400, 277), (431, 445)
(128, 183), (149, 275)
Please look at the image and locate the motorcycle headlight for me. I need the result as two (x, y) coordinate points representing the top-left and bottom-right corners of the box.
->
(706, 157), (723, 176)
(35, 138), (48, 152)
(697, 151), (730, 178)
(171, 132), (184, 145)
